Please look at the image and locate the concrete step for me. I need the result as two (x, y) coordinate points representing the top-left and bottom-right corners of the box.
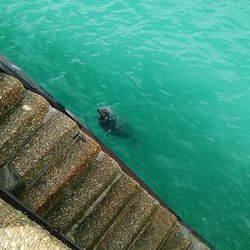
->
(0, 164), (25, 195)
(45, 152), (121, 234)
(0, 198), (69, 250)
(94, 190), (158, 250)
(73, 173), (140, 249)
(0, 73), (25, 117)
(20, 132), (101, 215)
(129, 207), (177, 250)
(11, 109), (79, 185)
(0, 72), (210, 250)
(0, 91), (49, 166)
(190, 238), (210, 250)
(160, 222), (192, 250)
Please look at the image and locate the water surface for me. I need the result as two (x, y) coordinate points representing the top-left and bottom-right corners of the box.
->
(1, 1), (250, 249)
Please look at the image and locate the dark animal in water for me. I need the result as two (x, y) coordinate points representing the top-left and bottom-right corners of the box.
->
(97, 107), (133, 138)
(97, 107), (117, 133)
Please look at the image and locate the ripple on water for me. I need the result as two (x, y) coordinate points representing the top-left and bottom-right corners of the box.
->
(1, 0), (250, 249)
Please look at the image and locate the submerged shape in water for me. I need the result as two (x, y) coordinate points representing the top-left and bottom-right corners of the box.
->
(97, 107), (133, 139)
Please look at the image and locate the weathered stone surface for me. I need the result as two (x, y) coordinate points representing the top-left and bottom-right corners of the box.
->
(161, 222), (192, 250)
(74, 173), (140, 249)
(190, 237), (210, 250)
(20, 132), (101, 214)
(0, 91), (49, 166)
(11, 109), (79, 184)
(0, 73), (25, 117)
(0, 73), (210, 250)
(0, 198), (69, 250)
(0, 164), (24, 194)
(45, 152), (121, 233)
(95, 190), (158, 250)
(129, 207), (177, 250)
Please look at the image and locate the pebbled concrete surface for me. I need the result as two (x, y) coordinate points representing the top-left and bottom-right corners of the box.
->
(0, 198), (69, 250)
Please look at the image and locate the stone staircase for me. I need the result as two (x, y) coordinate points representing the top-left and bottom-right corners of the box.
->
(0, 72), (210, 250)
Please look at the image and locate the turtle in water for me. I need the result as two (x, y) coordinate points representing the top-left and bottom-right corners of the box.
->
(97, 107), (133, 138)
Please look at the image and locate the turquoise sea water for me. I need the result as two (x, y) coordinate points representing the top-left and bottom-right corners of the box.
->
(1, 1), (250, 249)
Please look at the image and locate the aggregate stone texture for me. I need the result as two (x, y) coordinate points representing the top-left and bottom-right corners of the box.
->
(95, 190), (158, 250)
(74, 173), (140, 249)
(20, 132), (101, 214)
(190, 237), (211, 250)
(45, 152), (121, 233)
(0, 74), (210, 250)
(0, 198), (69, 250)
(129, 207), (177, 250)
(0, 91), (49, 166)
(11, 110), (79, 184)
(161, 222), (192, 250)
(0, 73), (25, 117)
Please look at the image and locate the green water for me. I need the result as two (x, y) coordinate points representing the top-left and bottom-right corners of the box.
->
(1, 1), (250, 249)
